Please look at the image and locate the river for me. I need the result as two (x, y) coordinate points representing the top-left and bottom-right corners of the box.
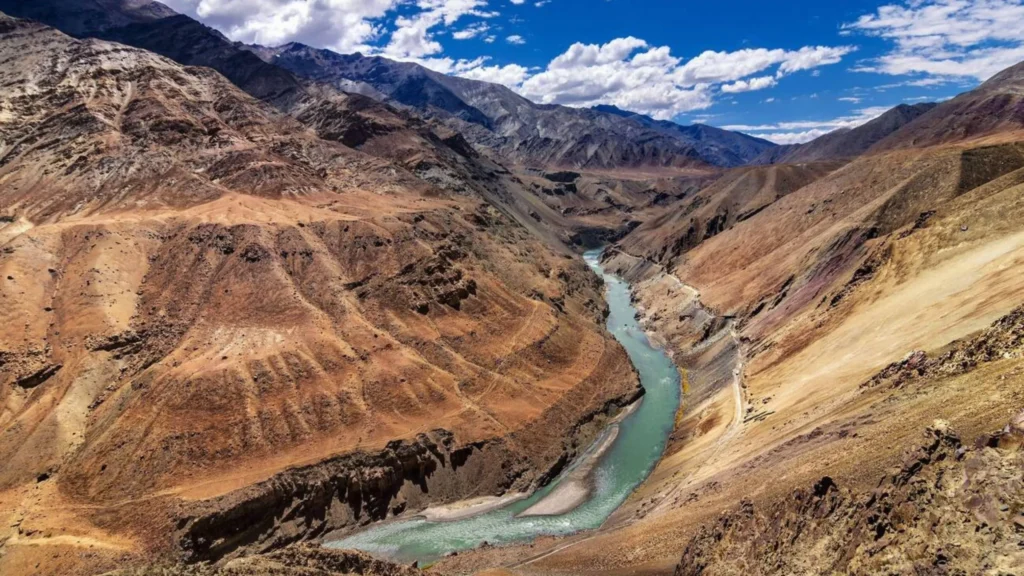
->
(324, 248), (681, 564)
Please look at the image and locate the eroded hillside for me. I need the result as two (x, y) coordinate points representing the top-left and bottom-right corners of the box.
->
(0, 15), (642, 574)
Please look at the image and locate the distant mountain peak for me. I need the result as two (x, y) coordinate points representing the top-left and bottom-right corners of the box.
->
(591, 104), (640, 118)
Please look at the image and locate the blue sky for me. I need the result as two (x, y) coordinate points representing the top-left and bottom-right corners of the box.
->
(161, 0), (1024, 143)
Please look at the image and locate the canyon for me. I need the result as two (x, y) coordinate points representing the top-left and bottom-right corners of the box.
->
(0, 2), (1023, 576)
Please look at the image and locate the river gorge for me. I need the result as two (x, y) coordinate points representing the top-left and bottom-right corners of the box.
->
(325, 249), (682, 564)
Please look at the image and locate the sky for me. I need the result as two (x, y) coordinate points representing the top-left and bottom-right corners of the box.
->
(158, 0), (1024, 144)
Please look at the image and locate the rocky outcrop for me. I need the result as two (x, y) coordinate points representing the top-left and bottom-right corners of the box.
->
(865, 303), (1024, 389)
(176, 430), (516, 562)
(675, 418), (1024, 576)
(175, 378), (643, 563)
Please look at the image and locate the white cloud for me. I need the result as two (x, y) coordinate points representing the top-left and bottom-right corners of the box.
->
(509, 39), (852, 119)
(721, 75), (777, 93)
(459, 62), (531, 87)
(722, 106), (892, 144)
(161, 0), (500, 59)
(844, 0), (1024, 81)
(452, 22), (490, 39)
(838, 96), (863, 103)
(161, 0), (398, 53)
(672, 46), (854, 85)
(159, 2), (855, 122)
(383, 0), (498, 59)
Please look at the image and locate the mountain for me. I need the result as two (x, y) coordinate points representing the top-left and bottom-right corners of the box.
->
(252, 43), (777, 169)
(751, 102), (937, 164)
(872, 62), (1024, 151)
(618, 160), (843, 262)
(1, 0), (647, 248)
(0, 0), (305, 106)
(1, 0), (776, 171)
(0, 13), (642, 573)
(592, 104), (777, 167)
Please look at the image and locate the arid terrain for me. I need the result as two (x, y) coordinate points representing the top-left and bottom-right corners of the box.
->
(1, 2), (1024, 576)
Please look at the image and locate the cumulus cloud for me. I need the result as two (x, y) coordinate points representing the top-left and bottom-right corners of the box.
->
(673, 46), (854, 85)
(721, 75), (777, 93)
(844, 0), (1024, 81)
(383, 0), (498, 59)
(452, 22), (490, 39)
(510, 39), (852, 119)
(722, 106), (892, 144)
(459, 62), (531, 87)
(161, 0), (397, 53)
(506, 34), (526, 45)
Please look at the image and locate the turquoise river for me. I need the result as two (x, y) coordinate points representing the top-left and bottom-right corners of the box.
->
(325, 249), (681, 564)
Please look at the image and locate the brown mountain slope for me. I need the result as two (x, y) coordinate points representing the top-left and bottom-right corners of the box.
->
(751, 102), (936, 165)
(618, 161), (842, 262)
(0, 0), (304, 107)
(0, 0), (643, 251)
(874, 62), (1024, 151)
(0, 15), (640, 574)
(676, 417), (1024, 576)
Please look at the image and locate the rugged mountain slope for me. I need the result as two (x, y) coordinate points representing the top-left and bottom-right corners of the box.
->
(676, 417), (1024, 576)
(254, 43), (776, 169)
(751, 102), (937, 164)
(103, 544), (427, 576)
(619, 161), (842, 261)
(874, 61), (1024, 151)
(593, 105), (777, 167)
(0, 0), (304, 106)
(0, 0), (669, 249)
(0, 15), (641, 575)
(1, 0), (777, 171)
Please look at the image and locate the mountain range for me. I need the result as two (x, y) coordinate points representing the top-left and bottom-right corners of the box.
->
(0, 0), (776, 170)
